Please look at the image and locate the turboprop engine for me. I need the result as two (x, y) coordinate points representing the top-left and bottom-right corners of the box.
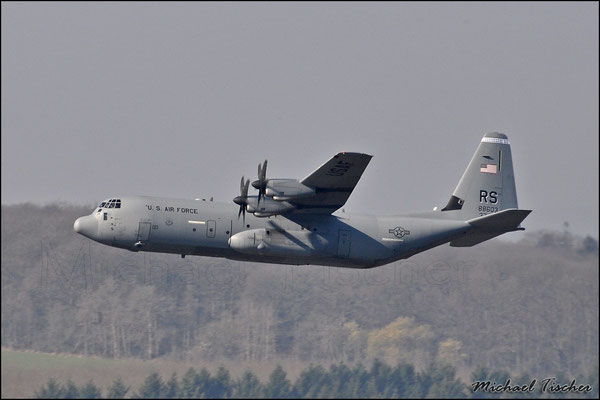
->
(265, 179), (315, 201)
(234, 161), (316, 218)
(245, 197), (295, 217)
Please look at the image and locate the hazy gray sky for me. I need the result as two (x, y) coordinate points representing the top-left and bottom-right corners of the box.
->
(2, 2), (598, 237)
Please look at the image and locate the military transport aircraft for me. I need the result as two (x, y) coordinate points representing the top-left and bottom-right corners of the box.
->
(74, 132), (531, 268)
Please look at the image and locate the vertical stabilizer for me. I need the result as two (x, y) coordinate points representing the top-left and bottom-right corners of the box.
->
(442, 132), (518, 220)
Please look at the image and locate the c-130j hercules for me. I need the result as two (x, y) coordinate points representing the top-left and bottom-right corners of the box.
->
(74, 132), (531, 268)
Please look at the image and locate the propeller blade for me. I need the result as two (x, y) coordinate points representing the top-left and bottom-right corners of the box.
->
(257, 160), (268, 206)
(235, 176), (250, 221)
(237, 205), (246, 224)
(243, 179), (250, 197)
(261, 159), (267, 181)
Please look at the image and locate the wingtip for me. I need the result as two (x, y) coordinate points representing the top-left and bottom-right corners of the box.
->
(336, 152), (373, 158)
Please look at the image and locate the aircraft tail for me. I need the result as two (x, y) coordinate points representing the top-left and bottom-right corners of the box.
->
(441, 132), (523, 221)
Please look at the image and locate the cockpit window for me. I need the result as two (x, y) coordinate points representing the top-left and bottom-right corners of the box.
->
(98, 199), (121, 209)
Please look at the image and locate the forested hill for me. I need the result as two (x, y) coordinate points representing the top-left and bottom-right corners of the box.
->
(1, 203), (598, 379)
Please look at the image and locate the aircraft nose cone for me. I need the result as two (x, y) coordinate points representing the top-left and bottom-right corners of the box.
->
(74, 215), (98, 238)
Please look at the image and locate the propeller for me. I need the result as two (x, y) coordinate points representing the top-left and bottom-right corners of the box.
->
(252, 159), (268, 205)
(233, 176), (250, 223)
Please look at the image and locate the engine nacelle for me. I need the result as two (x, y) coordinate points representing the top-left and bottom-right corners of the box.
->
(245, 197), (295, 217)
(265, 179), (315, 201)
(228, 228), (331, 257)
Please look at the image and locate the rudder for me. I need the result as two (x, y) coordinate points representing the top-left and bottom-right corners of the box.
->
(442, 132), (518, 220)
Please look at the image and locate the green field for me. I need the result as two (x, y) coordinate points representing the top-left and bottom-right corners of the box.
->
(1, 348), (307, 398)
(2, 348), (122, 370)
(1, 349), (138, 398)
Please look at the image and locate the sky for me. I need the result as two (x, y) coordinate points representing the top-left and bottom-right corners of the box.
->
(2, 2), (598, 237)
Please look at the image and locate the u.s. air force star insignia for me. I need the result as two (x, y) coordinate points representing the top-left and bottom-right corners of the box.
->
(389, 226), (410, 238)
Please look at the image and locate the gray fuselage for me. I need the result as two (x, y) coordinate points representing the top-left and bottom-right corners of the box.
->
(74, 133), (530, 267)
(74, 195), (471, 268)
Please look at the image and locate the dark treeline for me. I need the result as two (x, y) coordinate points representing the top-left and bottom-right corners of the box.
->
(2, 203), (599, 379)
(34, 360), (600, 399)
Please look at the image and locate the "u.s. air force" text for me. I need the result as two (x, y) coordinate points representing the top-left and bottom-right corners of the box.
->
(145, 205), (198, 214)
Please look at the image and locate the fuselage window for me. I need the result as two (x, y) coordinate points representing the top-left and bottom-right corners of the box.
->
(103, 213), (108, 221)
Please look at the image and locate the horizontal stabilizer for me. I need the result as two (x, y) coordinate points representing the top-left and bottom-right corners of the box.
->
(467, 209), (532, 230)
(450, 209), (532, 247)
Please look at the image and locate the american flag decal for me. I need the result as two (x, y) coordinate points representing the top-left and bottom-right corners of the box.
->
(480, 164), (497, 174)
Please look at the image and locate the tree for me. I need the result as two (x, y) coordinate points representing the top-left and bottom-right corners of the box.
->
(63, 379), (79, 399)
(164, 373), (179, 399)
(348, 363), (371, 398)
(195, 368), (212, 398)
(179, 368), (199, 398)
(263, 365), (293, 398)
(35, 378), (65, 399)
(488, 369), (510, 385)
(234, 370), (263, 398)
(106, 377), (129, 399)
(366, 316), (436, 369)
(388, 362), (418, 398)
(470, 366), (491, 399)
(422, 363), (466, 398)
(437, 338), (467, 368)
(293, 365), (327, 398)
(79, 380), (102, 399)
(368, 358), (393, 396)
(343, 320), (366, 362)
(326, 363), (354, 398)
(580, 236), (599, 255)
(206, 366), (232, 398)
(136, 372), (166, 398)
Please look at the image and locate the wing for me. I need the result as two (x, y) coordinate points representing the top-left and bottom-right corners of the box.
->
(291, 152), (372, 214)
